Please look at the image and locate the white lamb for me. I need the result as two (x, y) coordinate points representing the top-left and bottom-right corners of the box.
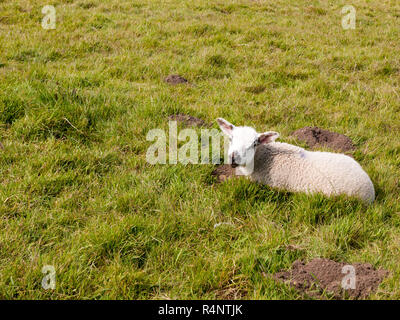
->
(216, 118), (375, 204)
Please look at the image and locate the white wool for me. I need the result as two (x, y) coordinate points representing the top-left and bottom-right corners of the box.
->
(240, 141), (375, 204)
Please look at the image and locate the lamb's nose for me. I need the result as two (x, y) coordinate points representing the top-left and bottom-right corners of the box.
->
(231, 152), (239, 168)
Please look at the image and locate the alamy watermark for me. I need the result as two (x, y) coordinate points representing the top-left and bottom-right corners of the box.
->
(146, 121), (229, 166)
(42, 5), (56, 30)
(341, 5), (356, 30)
(40, 5), (357, 31)
(341, 265), (356, 290)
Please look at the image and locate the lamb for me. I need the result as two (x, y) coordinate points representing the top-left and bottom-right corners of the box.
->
(216, 118), (375, 204)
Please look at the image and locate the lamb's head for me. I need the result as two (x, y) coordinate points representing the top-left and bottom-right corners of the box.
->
(216, 118), (279, 168)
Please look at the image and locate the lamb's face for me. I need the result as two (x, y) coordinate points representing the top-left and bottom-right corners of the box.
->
(228, 126), (259, 167)
(216, 118), (279, 168)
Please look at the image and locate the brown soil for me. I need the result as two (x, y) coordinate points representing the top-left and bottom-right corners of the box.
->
(0, 141), (3, 149)
(164, 74), (188, 85)
(211, 164), (237, 183)
(168, 114), (210, 127)
(292, 127), (355, 153)
(273, 258), (388, 299)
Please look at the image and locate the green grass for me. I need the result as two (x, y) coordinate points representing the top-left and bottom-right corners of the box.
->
(0, 0), (399, 299)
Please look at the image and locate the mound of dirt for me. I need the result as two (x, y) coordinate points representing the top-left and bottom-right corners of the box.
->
(168, 114), (210, 127)
(292, 127), (355, 152)
(211, 164), (237, 183)
(273, 258), (388, 299)
(164, 74), (188, 85)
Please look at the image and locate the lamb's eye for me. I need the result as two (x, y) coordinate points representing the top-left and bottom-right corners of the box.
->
(247, 142), (257, 150)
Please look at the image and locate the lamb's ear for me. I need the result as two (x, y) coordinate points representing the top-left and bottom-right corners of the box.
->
(257, 131), (279, 144)
(216, 118), (235, 137)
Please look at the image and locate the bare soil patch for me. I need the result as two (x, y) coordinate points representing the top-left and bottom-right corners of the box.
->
(164, 74), (188, 85)
(168, 114), (210, 127)
(292, 127), (355, 152)
(211, 164), (237, 183)
(273, 258), (388, 299)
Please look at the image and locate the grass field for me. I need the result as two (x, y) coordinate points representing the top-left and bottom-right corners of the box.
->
(0, 0), (399, 299)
